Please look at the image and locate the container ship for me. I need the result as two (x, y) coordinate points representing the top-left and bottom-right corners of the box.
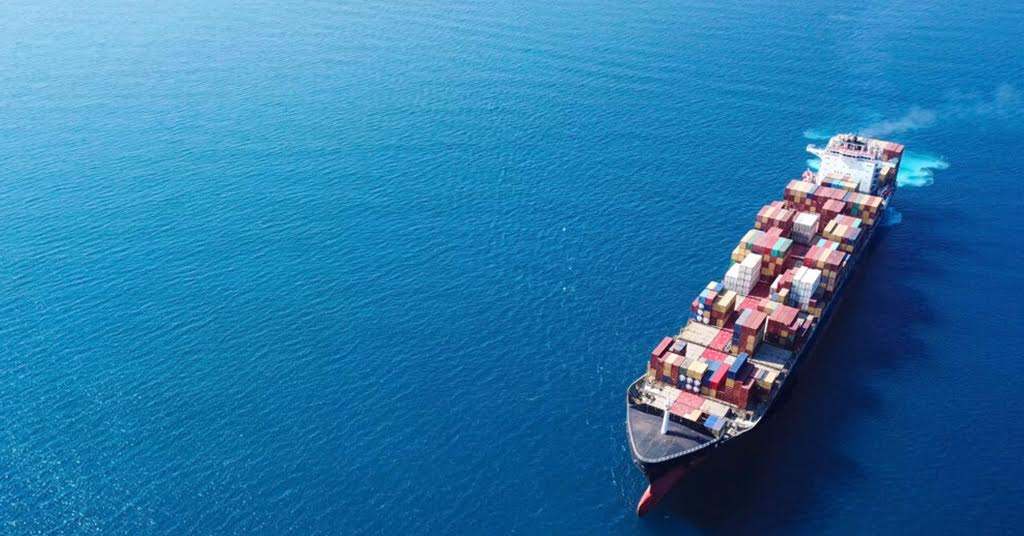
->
(627, 133), (905, 516)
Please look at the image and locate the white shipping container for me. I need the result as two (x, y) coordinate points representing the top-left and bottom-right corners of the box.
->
(790, 266), (822, 306)
(792, 212), (820, 245)
(741, 252), (762, 272)
(724, 264), (757, 296)
(723, 252), (762, 295)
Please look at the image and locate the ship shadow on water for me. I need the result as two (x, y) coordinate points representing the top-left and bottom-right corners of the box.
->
(645, 204), (967, 533)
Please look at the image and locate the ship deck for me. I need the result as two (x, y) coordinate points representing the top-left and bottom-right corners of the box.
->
(627, 405), (714, 462)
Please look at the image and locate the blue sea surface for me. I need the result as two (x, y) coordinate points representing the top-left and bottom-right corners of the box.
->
(1, 0), (1022, 533)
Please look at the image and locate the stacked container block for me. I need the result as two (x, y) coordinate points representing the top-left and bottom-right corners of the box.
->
(690, 281), (725, 324)
(717, 359), (754, 409)
(819, 174), (860, 192)
(753, 366), (781, 391)
(755, 202), (795, 235)
(648, 336), (674, 378)
(765, 304), (800, 348)
(803, 241), (848, 294)
(822, 214), (863, 253)
(708, 329), (733, 353)
(750, 227), (794, 282)
(661, 353), (685, 385)
(821, 199), (846, 223)
(844, 192), (883, 225)
(786, 178), (855, 219)
(711, 291), (736, 327)
(732, 309), (767, 355)
(791, 211), (820, 245)
(813, 186), (848, 208)
(769, 268), (796, 305)
(731, 229), (764, 263)
(724, 253), (761, 296)
(789, 266), (822, 309)
(784, 179), (817, 210)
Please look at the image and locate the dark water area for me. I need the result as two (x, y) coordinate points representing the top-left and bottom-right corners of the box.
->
(0, 0), (1021, 533)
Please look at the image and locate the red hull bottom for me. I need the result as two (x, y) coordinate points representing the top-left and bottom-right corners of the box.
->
(635, 464), (688, 517)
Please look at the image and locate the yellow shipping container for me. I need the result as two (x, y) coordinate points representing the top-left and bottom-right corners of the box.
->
(662, 356), (674, 377)
(687, 360), (708, 380)
(714, 290), (736, 312)
(732, 245), (748, 263)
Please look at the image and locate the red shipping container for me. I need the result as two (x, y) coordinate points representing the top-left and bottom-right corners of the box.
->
(734, 381), (753, 409)
(736, 309), (767, 331)
(822, 199), (846, 221)
(737, 296), (762, 312)
(719, 374), (755, 408)
(709, 329), (733, 352)
(815, 186), (846, 202)
(828, 249), (847, 267)
(669, 353), (685, 384)
(670, 397), (695, 417)
(719, 385), (740, 407)
(755, 203), (795, 235)
(709, 364), (729, 390)
(677, 391), (703, 408)
(702, 347), (728, 362)
(768, 304), (799, 332)
(650, 336), (674, 371)
(671, 391), (704, 416)
(652, 336), (673, 359)
(833, 214), (860, 227)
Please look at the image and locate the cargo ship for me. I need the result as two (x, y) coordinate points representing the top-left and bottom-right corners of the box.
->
(627, 134), (905, 516)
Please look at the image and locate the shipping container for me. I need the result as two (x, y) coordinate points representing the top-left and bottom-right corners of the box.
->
(652, 336), (673, 360)
(791, 211), (820, 245)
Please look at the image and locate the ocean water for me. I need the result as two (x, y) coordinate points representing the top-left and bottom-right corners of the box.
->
(0, 0), (1022, 533)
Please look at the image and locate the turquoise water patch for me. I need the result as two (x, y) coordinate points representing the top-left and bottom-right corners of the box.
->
(896, 151), (950, 187)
